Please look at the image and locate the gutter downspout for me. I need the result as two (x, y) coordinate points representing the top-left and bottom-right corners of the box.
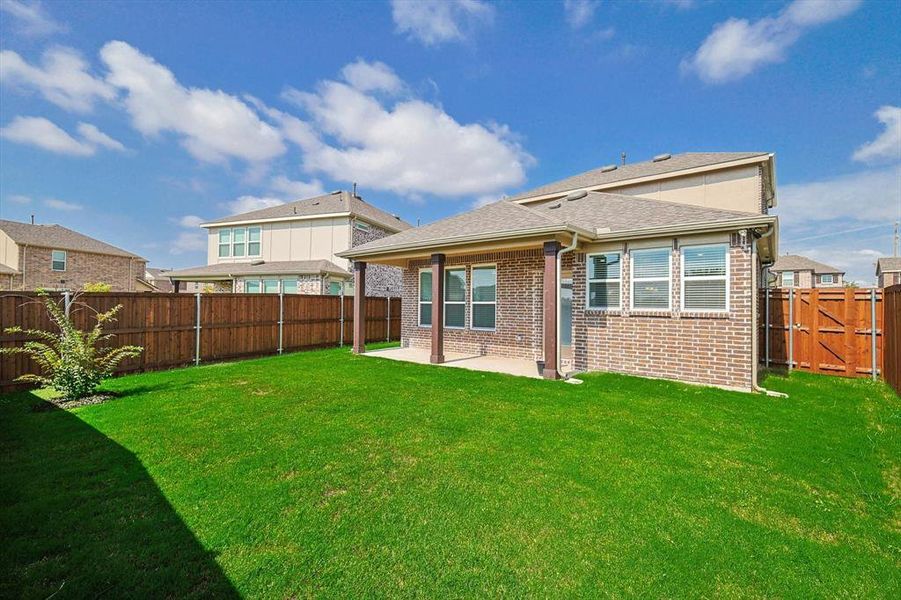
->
(751, 224), (787, 397)
(556, 232), (578, 378)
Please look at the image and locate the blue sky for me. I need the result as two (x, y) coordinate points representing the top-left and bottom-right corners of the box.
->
(0, 0), (898, 283)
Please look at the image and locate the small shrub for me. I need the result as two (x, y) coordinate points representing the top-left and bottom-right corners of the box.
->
(0, 292), (143, 399)
(83, 282), (113, 292)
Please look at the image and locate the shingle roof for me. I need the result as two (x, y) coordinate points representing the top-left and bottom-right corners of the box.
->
(770, 255), (844, 274)
(0, 219), (144, 259)
(877, 257), (901, 272)
(505, 152), (770, 202)
(343, 192), (769, 257)
(166, 260), (350, 279)
(0, 263), (19, 275)
(204, 191), (412, 232)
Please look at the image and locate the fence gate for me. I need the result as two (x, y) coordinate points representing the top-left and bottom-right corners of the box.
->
(760, 288), (882, 378)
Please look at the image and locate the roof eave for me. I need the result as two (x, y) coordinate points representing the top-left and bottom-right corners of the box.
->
(591, 215), (777, 243)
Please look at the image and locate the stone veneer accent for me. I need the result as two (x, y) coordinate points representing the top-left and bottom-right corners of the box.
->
(1, 246), (145, 292)
(399, 234), (756, 390)
(352, 220), (403, 297)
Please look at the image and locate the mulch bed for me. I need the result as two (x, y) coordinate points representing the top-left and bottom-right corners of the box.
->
(31, 392), (119, 412)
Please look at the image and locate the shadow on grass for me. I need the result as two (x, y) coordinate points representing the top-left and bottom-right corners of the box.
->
(0, 393), (239, 599)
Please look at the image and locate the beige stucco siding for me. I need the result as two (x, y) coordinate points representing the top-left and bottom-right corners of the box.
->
(610, 164), (762, 214)
(207, 217), (353, 269)
(0, 230), (18, 270)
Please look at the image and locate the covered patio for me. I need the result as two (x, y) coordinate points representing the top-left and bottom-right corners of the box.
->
(362, 346), (543, 379)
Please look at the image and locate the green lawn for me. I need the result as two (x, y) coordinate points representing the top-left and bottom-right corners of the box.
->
(1, 346), (898, 598)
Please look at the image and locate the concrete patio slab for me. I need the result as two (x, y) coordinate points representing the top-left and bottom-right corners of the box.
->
(363, 346), (542, 379)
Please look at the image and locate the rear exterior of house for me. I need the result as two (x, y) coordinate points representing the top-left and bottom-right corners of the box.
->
(0, 220), (147, 292)
(342, 152), (778, 392)
(769, 255), (844, 288)
(876, 257), (901, 288)
(167, 191), (411, 296)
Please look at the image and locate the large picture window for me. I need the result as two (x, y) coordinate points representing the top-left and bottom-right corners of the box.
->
(471, 265), (496, 330)
(587, 252), (621, 310)
(444, 267), (466, 328)
(681, 244), (728, 312)
(631, 247), (671, 311)
(419, 269), (432, 327)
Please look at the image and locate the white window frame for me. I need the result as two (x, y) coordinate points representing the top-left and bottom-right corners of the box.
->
(586, 251), (622, 311)
(680, 243), (730, 314)
(262, 278), (280, 294)
(470, 263), (497, 331)
(221, 226), (262, 259)
(444, 267), (467, 329)
(218, 229), (231, 258)
(820, 273), (834, 284)
(247, 226), (262, 257)
(418, 268), (432, 328)
(244, 279), (261, 293)
(50, 249), (67, 272)
(630, 247), (672, 312)
(781, 271), (794, 288)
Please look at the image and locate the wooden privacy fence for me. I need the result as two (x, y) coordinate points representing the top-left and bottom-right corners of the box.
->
(759, 288), (883, 379)
(883, 284), (901, 395)
(0, 292), (401, 392)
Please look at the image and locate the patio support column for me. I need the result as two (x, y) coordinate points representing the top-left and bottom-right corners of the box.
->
(542, 241), (560, 380)
(430, 253), (445, 364)
(353, 261), (366, 354)
(172, 280), (182, 293)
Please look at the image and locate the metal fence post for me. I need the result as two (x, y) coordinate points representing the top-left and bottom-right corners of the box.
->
(278, 290), (284, 355)
(339, 286), (345, 347)
(194, 292), (201, 366)
(765, 286), (770, 368)
(63, 291), (71, 317)
(872, 288), (878, 381)
(386, 293), (391, 342)
(788, 287), (794, 373)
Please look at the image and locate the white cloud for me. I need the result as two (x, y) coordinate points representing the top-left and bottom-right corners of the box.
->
(390, 0), (494, 46)
(564, 0), (598, 30)
(281, 60), (532, 198)
(471, 194), (500, 209)
(1, 116), (95, 155)
(269, 175), (325, 199)
(7, 194), (32, 204)
(76, 122), (125, 152)
(341, 59), (405, 94)
(852, 105), (901, 164)
(170, 231), (206, 255)
(0, 47), (115, 113)
(177, 215), (205, 228)
(776, 166), (900, 227)
(223, 195), (284, 215)
(682, 0), (862, 84)
(99, 41), (285, 165)
(0, 0), (64, 37)
(44, 198), (82, 211)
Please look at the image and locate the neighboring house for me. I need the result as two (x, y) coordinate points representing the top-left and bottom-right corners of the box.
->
(167, 190), (411, 296)
(876, 257), (901, 287)
(0, 219), (147, 292)
(144, 267), (174, 293)
(769, 255), (844, 288)
(341, 152), (778, 392)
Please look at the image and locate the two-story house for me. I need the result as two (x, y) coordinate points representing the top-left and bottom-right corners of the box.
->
(166, 190), (412, 296)
(0, 219), (148, 292)
(768, 255), (845, 288)
(876, 257), (901, 287)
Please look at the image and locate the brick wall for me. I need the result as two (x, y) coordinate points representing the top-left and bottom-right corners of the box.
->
(352, 220), (403, 297)
(5, 246), (145, 292)
(399, 236), (756, 391)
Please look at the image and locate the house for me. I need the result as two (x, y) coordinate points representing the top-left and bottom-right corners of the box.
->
(144, 267), (174, 293)
(768, 255), (844, 288)
(0, 219), (147, 292)
(340, 152), (778, 392)
(876, 257), (901, 287)
(166, 190), (411, 296)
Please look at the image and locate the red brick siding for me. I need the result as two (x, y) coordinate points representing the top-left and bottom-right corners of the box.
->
(4, 247), (145, 292)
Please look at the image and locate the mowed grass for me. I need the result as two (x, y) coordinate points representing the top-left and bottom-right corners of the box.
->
(1, 346), (898, 598)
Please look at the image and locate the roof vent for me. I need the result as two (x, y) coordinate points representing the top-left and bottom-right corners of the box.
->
(250, 260), (265, 266)
(566, 190), (588, 201)
(548, 202), (562, 209)
(311, 201), (319, 205)
(330, 190), (342, 195)
(600, 164), (618, 173)
(652, 153), (672, 162)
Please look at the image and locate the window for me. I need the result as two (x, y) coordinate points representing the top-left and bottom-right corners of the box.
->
(631, 247), (671, 310)
(245, 279), (261, 293)
(218, 229), (231, 258)
(471, 265), (496, 330)
(328, 281), (342, 295)
(51, 250), (67, 271)
(282, 278), (298, 294)
(263, 279), (279, 293)
(444, 268), (466, 328)
(232, 228), (246, 257)
(681, 244), (728, 312)
(821, 274), (834, 284)
(418, 269), (432, 327)
(248, 227), (261, 256)
(781, 271), (794, 287)
(587, 252), (621, 310)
